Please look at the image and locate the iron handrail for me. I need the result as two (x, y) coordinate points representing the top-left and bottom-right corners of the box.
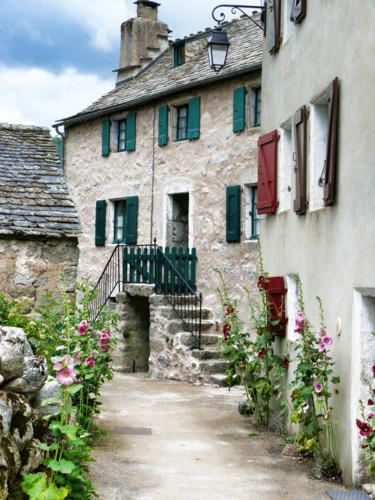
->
(155, 243), (202, 349)
(88, 241), (203, 349)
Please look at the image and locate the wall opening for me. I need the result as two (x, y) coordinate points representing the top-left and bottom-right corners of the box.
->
(166, 192), (189, 247)
(279, 120), (293, 212)
(352, 288), (375, 483)
(310, 96), (328, 210)
(122, 295), (150, 373)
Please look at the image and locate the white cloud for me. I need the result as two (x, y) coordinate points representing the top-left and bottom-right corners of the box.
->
(48, 0), (135, 52)
(0, 65), (114, 130)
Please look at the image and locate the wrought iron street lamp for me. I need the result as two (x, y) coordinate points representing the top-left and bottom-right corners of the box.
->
(208, 3), (266, 72)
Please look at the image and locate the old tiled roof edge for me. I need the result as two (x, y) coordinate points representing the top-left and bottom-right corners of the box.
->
(55, 63), (261, 128)
(0, 123), (81, 239)
(55, 15), (263, 128)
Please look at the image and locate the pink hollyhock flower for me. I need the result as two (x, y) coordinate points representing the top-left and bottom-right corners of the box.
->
(368, 399), (374, 406)
(56, 366), (76, 386)
(282, 356), (289, 368)
(53, 354), (73, 371)
(313, 379), (323, 393)
(325, 412), (330, 420)
(78, 320), (89, 335)
(369, 413), (375, 418)
(74, 352), (81, 365)
(325, 356), (329, 362)
(84, 357), (95, 367)
(356, 419), (373, 437)
(322, 336), (333, 347)
(101, 348), (108, 353)
(317, 329), (326, 339)
(257, 275), (268, 291)
(318, 343), (326, 353)
(278, 391), (283, 399)
(294, 312), (310, 333)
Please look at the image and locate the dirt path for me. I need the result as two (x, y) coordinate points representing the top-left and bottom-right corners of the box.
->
(89, 374), (346, 499)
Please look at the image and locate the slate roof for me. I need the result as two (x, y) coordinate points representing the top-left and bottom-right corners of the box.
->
(0, 123), (80, 238)
(56, 15), (263, 127)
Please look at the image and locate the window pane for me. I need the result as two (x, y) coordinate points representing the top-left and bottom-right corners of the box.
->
(118, 121), (126, 151)
(177, 105), (188, 140)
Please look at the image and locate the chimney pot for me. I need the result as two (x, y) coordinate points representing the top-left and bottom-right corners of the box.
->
(134, 1), (160, 20)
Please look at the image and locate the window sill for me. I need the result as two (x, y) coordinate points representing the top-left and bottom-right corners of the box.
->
(174, 137), (188, 142)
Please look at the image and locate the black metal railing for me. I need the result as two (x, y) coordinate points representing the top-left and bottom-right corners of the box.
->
(155, 245), (202, 349)
(88, 240), (202, 348)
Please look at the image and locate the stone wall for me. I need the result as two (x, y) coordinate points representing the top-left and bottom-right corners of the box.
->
(65, 73), (261, 329)
(0, 236), (79, 306)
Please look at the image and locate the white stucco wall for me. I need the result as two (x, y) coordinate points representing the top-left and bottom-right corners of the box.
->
(260, 0), (375, 485)
(64, 73), (261, 326)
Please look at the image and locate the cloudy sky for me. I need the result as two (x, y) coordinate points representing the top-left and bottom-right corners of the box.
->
(0, 0), (263, 132)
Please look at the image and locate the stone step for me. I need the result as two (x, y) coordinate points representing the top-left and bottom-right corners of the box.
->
(150, 294), (202, 307)
(199, 360), (231, 375)
(167, 319), (215, 335)
(158, 306), (211, 320)
(176, 332), (221, 347)
(209, 374), (229, 388)
(191, 349), (222, 361)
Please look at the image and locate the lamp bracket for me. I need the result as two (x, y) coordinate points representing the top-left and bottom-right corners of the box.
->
(212, 3), (266, 34)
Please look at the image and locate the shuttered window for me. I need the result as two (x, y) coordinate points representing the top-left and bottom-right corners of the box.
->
(226, 185), (241, 242)
(125, 196), (138, 244)
(158, 105), (169, 146)
(291, 0), (307, 24)
(293, 105), (307, 215)
(174, 41), (185, 67)
(187, 96), (200, 140)
(102, 120), (110, 157)
(266, 276), (287, 337)
(95, 200), (107, 246)
(323, 77), (339, 207)
(125, 113), (136, 151)
(256, 130), (278, 215)
(233, 87), (246, 133)
(113, 196), (138, 244)
(268, 0), (281, 54)
(118, 120), (126, 151)
(176, 105), (188, 141)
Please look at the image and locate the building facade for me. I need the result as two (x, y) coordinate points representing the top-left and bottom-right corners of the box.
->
(57, 3), (263, 360)
(259, 0), (375, 485)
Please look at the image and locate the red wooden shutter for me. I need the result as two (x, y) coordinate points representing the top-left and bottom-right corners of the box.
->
(291, 0), (307, 24)
(293, 105), (307, 215)
(266, 276), (287, 337)
(324, 77), (339, 206)
(256, 130), (278, 215)
(268, 0), (281, 54)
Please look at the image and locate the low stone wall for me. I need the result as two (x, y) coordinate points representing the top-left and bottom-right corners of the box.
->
(0, 326), (59, 498)
(0, 235), (79, 306)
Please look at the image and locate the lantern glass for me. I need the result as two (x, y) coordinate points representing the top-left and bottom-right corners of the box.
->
(207, 29), (230, 72)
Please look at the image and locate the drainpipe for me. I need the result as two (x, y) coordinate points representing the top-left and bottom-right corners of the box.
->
(150, 104), (156, 244)
(53, 124), (65, 170)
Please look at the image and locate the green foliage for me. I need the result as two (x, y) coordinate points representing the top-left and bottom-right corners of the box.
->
(216, 241), (284, 426)
(21, 274), (118, 499)
(282, 277), (340, 475)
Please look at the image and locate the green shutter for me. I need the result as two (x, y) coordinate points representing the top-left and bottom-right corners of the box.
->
(126, 196), (138, 244)
(102, 120), (110, 156)
(233, 87), (246, 132)
(95, 200), (107, 246)
(125, 113), (136, 151)
(226, 186), (241, 242)
(187, 96), (200, 140)
(158, 105), (169, 146)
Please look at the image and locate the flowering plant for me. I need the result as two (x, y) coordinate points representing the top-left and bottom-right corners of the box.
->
(22, 275), (118, 499)
(217, 243), (284, 426)
(356, 350), (375, 496)
(281, 277), (340, 475)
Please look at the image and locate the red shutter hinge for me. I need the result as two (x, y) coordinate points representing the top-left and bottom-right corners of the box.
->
(277, 134), (281, 141)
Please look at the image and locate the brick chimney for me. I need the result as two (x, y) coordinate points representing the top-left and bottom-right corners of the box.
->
(115, 1), (170, 85)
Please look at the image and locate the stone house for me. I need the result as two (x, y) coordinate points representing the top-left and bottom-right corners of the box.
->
(259, 0), (375, 486)
(55, 2), (263, 382)
(0, 123), (80, 306)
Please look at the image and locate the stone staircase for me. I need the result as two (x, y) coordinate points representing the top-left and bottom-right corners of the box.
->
(149, 295), (230, 386)
(110, 286), (229, 386)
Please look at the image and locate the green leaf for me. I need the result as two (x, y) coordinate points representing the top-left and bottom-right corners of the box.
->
(37, 442), (57, 451)
(22, 472), (48, 498)
(305, 438), (319, 452)
(331, 376), (340, 384)
(43, 483), (70, 499)
(65, 384), (82, 395)
(46, 458), (77, 474)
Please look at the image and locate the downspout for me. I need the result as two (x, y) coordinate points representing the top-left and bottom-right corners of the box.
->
(53, 124), (65, 170)
(150, 104), (156, 244)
